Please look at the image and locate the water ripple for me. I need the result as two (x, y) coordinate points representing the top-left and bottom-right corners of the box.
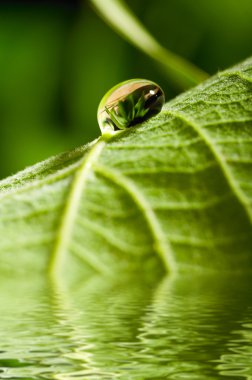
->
(0, 274), (252, 379)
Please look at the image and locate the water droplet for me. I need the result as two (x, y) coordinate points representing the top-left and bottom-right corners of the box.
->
(97, 79), (165, 134)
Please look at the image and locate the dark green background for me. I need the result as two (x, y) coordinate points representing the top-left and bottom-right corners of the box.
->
(0, 0), (252, 178)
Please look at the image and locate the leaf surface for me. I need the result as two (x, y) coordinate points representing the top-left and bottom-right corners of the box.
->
(1, 58), (252, 278)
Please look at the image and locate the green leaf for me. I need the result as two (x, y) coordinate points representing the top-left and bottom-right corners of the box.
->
(1, 57), (252, 279)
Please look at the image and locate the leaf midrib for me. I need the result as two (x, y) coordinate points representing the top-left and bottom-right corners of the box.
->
(49, 138), (106, 277)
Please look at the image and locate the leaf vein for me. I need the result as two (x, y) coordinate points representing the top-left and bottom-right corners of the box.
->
(94, 164), (176, 273)
(163, 110), (252, 222)
(76, 217), (148, 254)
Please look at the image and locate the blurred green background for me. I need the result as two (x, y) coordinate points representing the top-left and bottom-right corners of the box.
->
(0, 0), (252, 179)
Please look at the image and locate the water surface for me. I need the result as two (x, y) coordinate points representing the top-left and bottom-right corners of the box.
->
(0, 274), (252, 379)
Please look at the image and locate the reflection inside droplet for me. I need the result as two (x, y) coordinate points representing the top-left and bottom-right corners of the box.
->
(97, 79), (165, 133)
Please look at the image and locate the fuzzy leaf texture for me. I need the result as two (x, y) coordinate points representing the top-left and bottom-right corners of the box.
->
(1, 57), (252, 279)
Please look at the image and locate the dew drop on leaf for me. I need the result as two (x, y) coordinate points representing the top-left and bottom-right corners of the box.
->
(97, 79), (165, 133)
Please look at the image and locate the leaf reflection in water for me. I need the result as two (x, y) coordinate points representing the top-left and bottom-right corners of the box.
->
(0, 273), (252, 379)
